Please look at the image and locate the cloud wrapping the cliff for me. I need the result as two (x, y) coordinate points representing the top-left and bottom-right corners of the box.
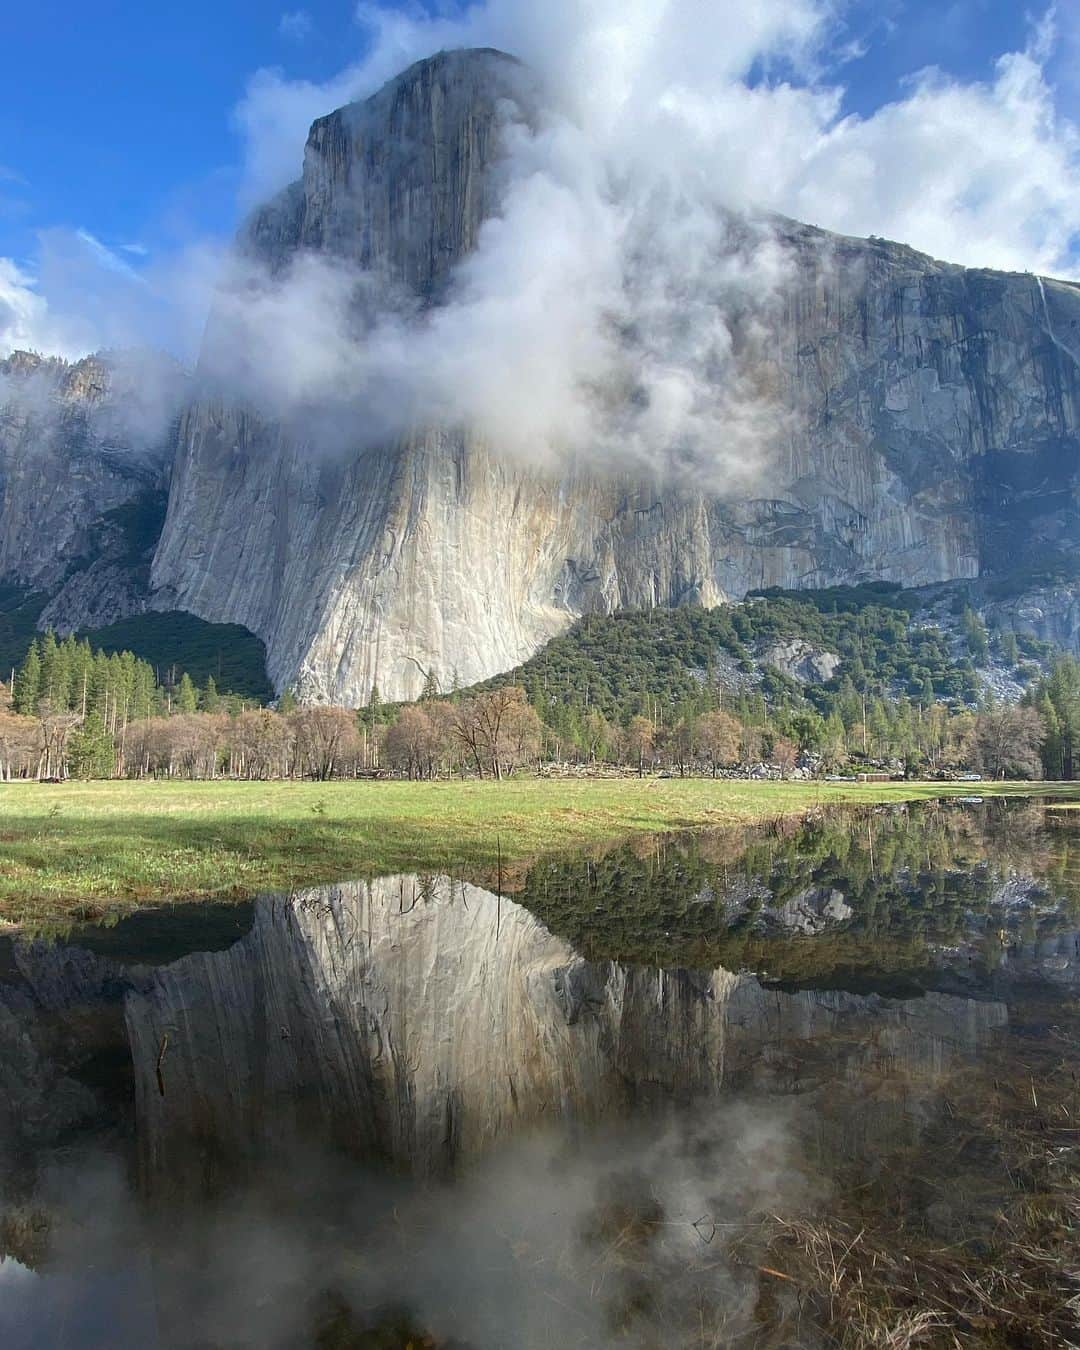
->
(235, 0), (1080, 278)
(5, 0), (1078, 485)
(205, 95), (799, 488)
(190, 0), (1080, 481)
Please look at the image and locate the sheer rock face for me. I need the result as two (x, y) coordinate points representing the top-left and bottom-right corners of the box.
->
(123, 877), (1005, 1191)
(5, 49), (1080, 697)
(146, 48), (1080, 701)
(0, 351), (179, 627)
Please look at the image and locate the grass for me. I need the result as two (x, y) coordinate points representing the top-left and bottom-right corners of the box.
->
(750, 991), (1080, 1348)
(0, 776), (1077, 928)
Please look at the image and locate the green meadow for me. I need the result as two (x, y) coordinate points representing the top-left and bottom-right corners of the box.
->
(1, 776), (1075, 927)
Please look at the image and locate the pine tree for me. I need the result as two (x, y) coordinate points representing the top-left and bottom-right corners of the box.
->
(822, 711), (848, 770)
(420, 668), (440, 702)
(278, 688), (297, 714)
(70, 638), (93, 716)
(1037, 694), (1063, 780)
(202, 675), (221, 712)
(177, 672), (198, 714)
(15, 640), (41, 715)
(962, 607), (989, 662)
(67, 713), (116, 779)
(131, 660), (157, 721)
(88, 651), (111, 721)
(38, 631), (70, 709)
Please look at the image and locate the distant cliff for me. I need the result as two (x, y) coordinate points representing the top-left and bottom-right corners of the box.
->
(0, 349), (180, 632)
(148, 49), (1080, 701)
(3, 48), (1080, 700)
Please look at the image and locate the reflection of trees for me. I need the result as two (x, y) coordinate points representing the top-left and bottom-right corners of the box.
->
(517, 802), (1080, 984)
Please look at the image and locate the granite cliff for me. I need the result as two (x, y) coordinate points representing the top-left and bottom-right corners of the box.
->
(3, 48), (1080, 700)
(0, 349), (181, 632)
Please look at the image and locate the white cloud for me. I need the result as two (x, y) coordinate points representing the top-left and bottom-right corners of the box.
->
(234, 64), (368, 208)
(5, 0), (1078, 492)
(279, 9), (313, 43)
(0, 257), (82, 357)
(784, 46), (1080, 274)
(0, 229), (225, 363)
(234, 0), (1078, 276)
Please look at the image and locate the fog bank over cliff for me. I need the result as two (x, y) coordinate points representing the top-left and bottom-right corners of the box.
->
(205, 88), (800, 492)
(202, 0), (1080, 488)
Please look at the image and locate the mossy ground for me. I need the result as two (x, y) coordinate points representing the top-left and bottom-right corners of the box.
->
(0, 777), (1075, 927)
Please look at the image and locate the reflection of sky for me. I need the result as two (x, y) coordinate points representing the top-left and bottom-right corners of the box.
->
(0, 1256), (158, 1350)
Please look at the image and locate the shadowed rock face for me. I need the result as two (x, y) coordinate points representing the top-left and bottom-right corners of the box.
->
(0, 352), (175, 624)
(146, 48), (1080, 701)
(120, 876), (1006, 1193)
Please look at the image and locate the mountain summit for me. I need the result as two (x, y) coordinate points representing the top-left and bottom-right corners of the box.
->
(3, 49), (1080, 700)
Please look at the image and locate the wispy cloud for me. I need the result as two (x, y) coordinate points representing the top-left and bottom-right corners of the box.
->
(73, 228), (146, 281)
(278, 9), (313, 42)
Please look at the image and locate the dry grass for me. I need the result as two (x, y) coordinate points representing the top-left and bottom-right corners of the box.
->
(752, 1006), (1080, 1348)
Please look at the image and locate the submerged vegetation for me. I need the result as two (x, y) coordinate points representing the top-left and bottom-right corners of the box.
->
(753, 991), (1080, 1348)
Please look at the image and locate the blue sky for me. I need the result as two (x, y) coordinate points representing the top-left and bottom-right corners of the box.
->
(0, 1), (1064, 265)
(0, 3), (362, 261)
(1, 1), (1078, 357)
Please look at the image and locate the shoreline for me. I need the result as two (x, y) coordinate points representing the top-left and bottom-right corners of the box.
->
(1, 777), (1075, 929)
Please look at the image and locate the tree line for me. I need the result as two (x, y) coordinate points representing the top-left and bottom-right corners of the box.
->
(0, 635), (547, 781)
(0, 624), (1073, 783)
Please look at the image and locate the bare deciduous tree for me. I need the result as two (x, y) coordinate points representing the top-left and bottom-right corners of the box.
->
(697, 710), (742, 776)
(291, 706), (358, 780)
(451, 688), (539, 779)
(772, 735), (798, 779)
(230, 709), (294, 779)
(384, 705), (439, 779)
(973, 705), (1044, 780)
(625, 715), (655, 777)
(0, 711), (42, 780)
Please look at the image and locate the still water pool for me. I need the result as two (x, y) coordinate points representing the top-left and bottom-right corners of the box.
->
(1, 799), (1078, 1347)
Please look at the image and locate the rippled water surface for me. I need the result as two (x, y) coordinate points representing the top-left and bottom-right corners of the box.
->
(2, 799), (1078, 1347)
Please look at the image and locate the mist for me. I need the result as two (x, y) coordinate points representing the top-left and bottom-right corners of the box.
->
(0, 1101), (819, 1350)
(0, 343), (190, 465)
(199, 96), (800, 490)
(3, 1), (1078, 487)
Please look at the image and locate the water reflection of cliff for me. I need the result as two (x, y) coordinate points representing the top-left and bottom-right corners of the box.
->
(5, 803), (1080, 1349)
(124, 874), (1008, 1193)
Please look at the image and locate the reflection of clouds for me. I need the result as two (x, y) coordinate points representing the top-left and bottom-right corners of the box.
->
(0, 1256), (35, 1287)
(0, 1160), (158, 1350)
